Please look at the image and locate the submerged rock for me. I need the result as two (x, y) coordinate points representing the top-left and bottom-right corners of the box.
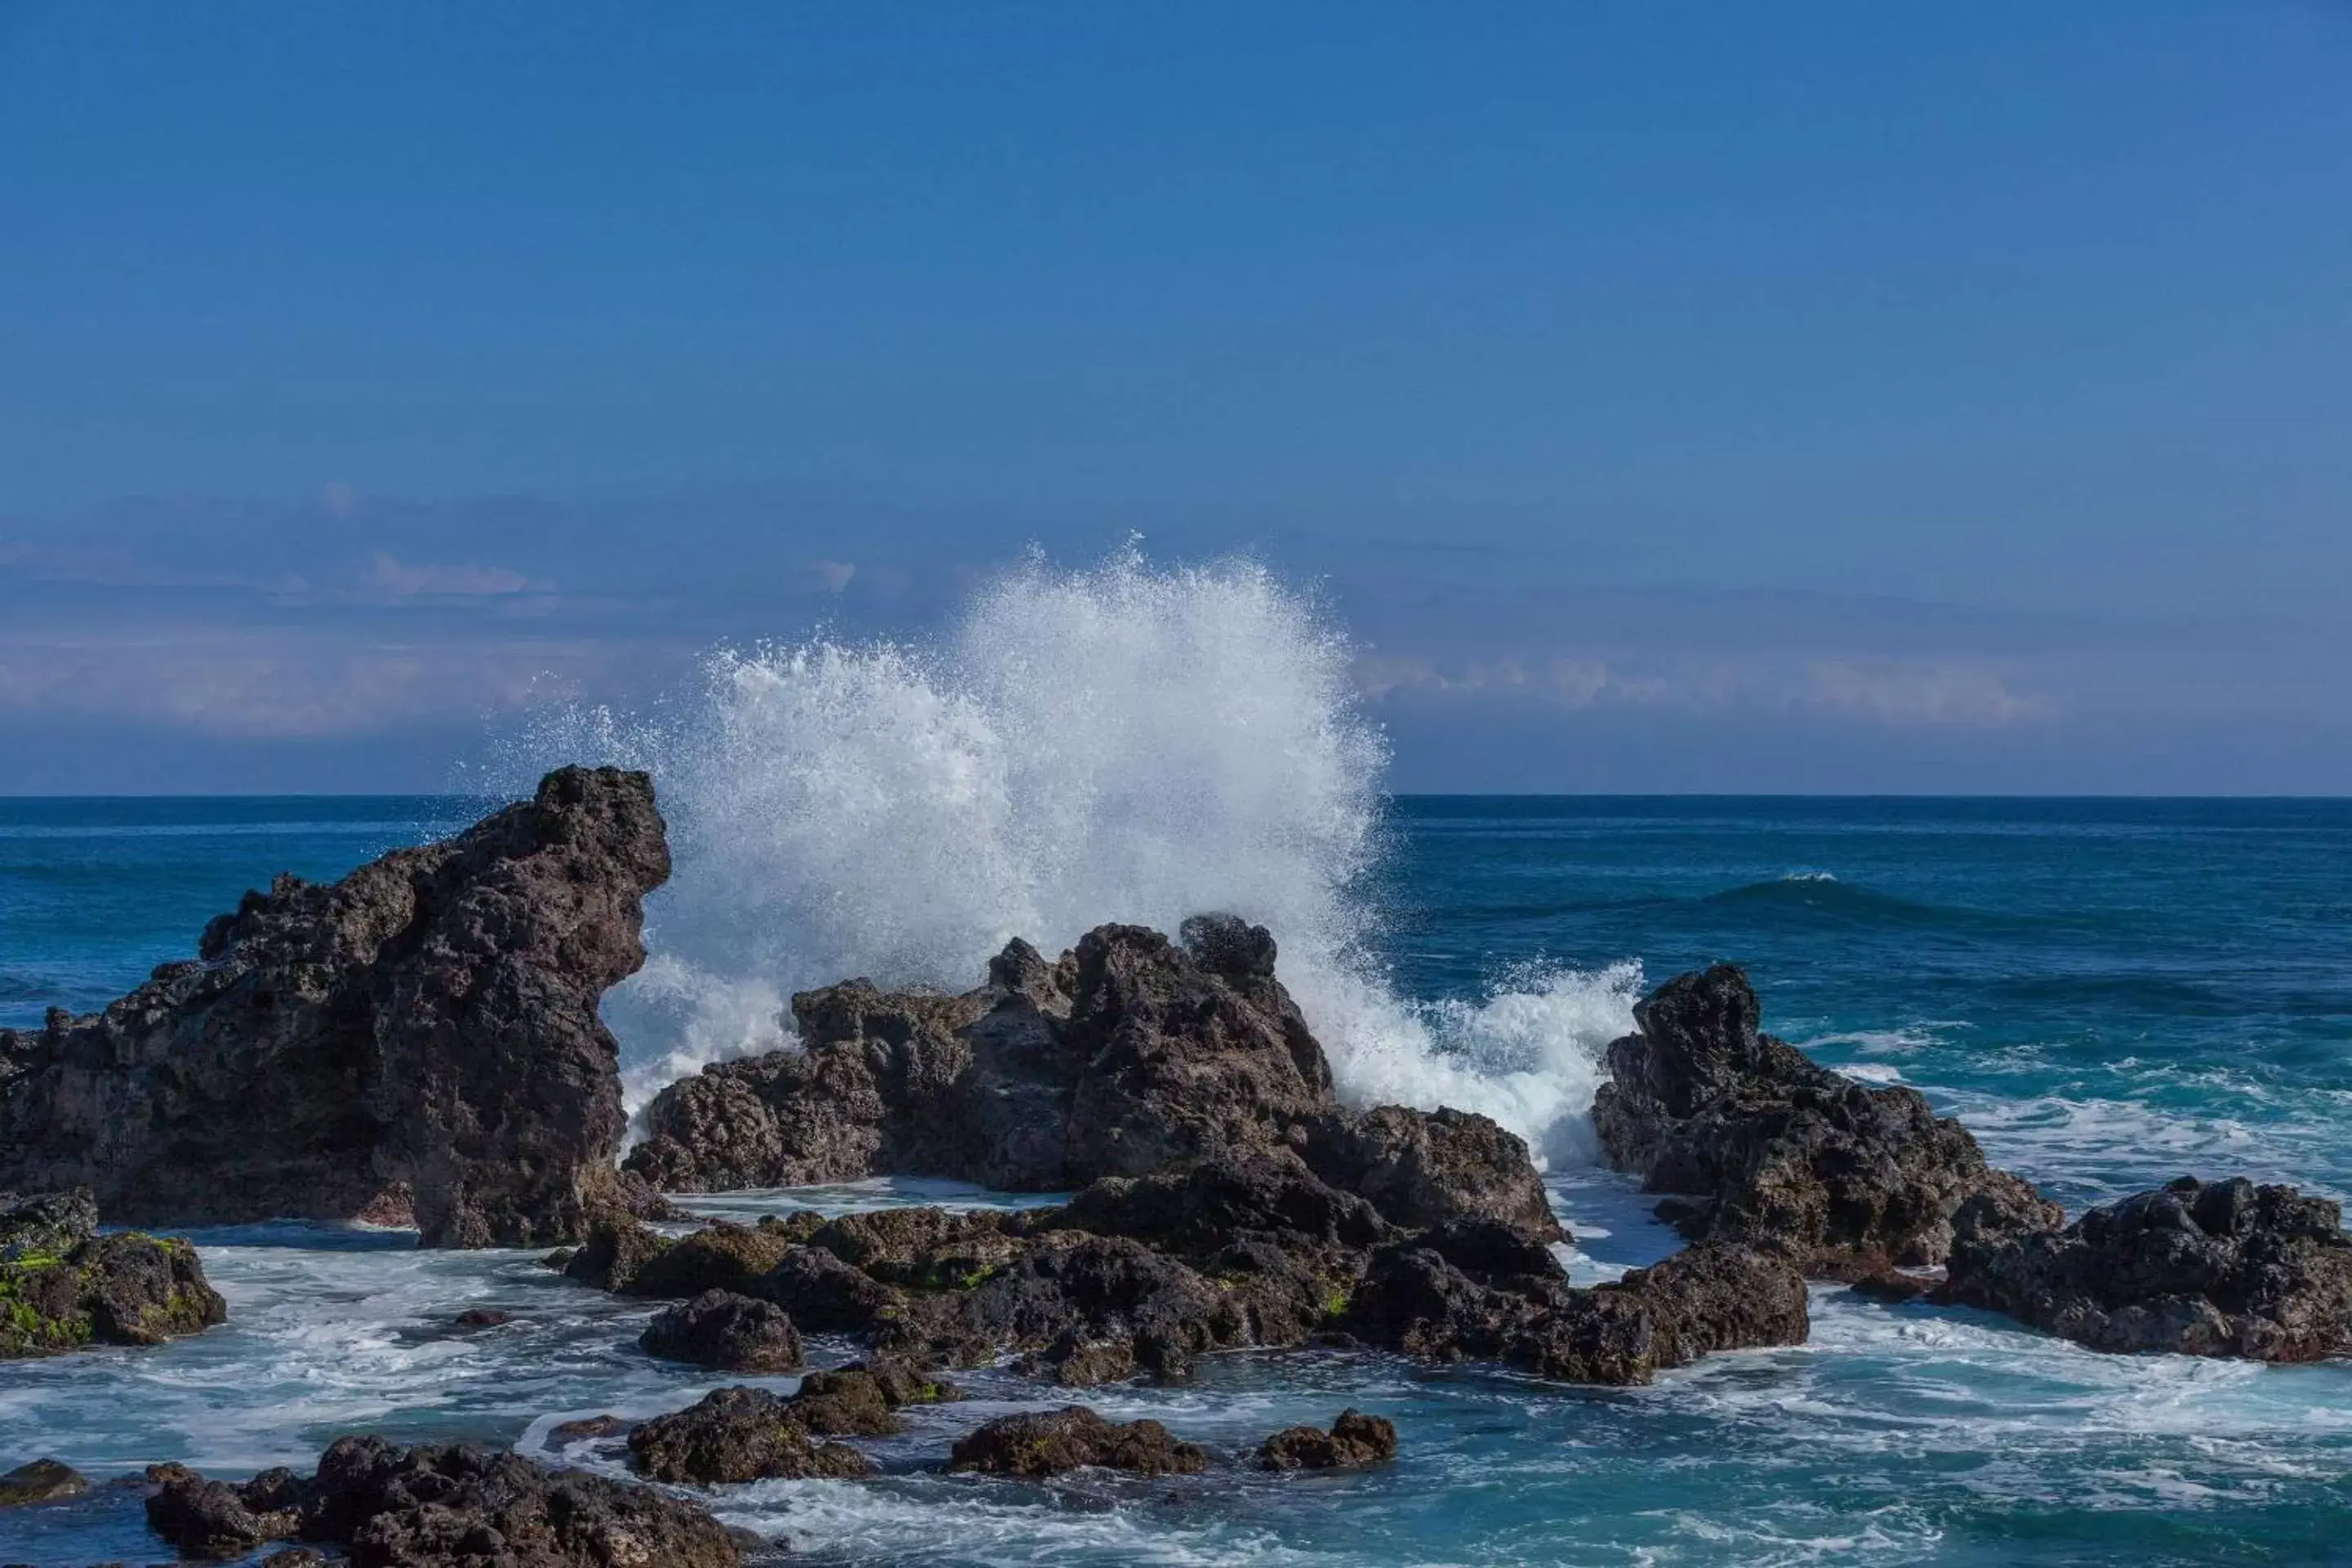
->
(0, 1188), (225, 1360)
(639, 1288), (804, 1371)
(947, 1405), (1209, 1477)
(0, 767), (672, 1248)
(625, 917), (1558, 1241)
(147, 1435), (741, 1566)
(1592, 964), (2061, 1276)
(626, 1386), (872, 1485)
(0, 1458), (88, 1507)
(1256, 1410), (1398, 1470)
(1936, 1176), (2352, 1360)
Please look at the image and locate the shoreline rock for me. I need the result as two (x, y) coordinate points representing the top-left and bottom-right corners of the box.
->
(1257, 1409), (1398, 1470)
(1936, 1175), (2352, 1360)
(626, 1386), (873, 1484)
(1592, 964), (2061, 1276)
(0, 1458), (88, 1508)
(0, 1188), (225, 1360)
(947, 1405), (1208, 1477)
(0, 767), (670, 1248)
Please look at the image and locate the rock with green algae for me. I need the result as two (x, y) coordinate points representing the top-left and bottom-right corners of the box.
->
(0, 1187), (225, 1359)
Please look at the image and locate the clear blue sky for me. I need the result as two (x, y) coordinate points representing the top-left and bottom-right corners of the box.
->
(2, 2), (2348, 791)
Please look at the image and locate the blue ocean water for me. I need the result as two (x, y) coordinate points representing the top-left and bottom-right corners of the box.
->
(4, 794), (2350, 1566)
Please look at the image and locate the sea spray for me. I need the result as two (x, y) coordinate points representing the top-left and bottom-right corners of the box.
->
(508, 550), (1633, 1163)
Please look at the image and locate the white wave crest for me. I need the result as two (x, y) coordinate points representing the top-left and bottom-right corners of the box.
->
(506, 550), (1628, 1162)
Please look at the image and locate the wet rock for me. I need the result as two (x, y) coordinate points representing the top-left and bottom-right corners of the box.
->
(146, 1469), (304, 1559)
(626, 1386), (872, 1485)
(947, 1405), (1209, 1477)
(546, 1414), (630, 1446)
(1936, 1176), (2352, 1360)
(806, 1207), (1025, 1290)
(260, 1549), (328, 1567)
(1301, 1106), (1562, 1242)
(785, 1367), (911, 1435)
(0, 767), (672, 1248)
(1592, 964), (2062, 1275)
(624, 1218), (799, 1299)
(561, 1214), (672, 1293)
(1256, 1409), (1398, 1470)
(1848, 1269), (1932, 1304)
(1043, 1152), (1394, 1258)
(452, 1307), (513, 1329)
(0, 1459), (87, 1507)
(755, 1243), (906, 1332)
(0, 1191), (225, 1360)
(639, 1288), (804, 1371)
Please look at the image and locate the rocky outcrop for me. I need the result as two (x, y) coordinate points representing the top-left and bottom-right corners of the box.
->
(0, 1458), (87, 1507)
(145, 1437), (740, 1565)
(626, 1386), (872, 1485)
(1936, 1176), (2352, 1360)
(0, 768), (671, 1248)
(947, 1405), (1208, 1477)
(1256, 1410), (1398, 1470)
(627, 915), (1561, 1242)
(1592, 964), (2060, 1276)
(639, 1288), (804, 1371)
(0, 1187), (225, 1359)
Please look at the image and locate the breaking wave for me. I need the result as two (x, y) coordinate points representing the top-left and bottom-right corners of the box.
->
(508, 550), (1631, 1165)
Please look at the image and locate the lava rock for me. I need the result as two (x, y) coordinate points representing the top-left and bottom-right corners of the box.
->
(1592, 964), (2062, 1275)
(624, 1218), (799, 1299)
(1936, 1176), (2352, 1360)
(0, 768), (671, 1248)
(947, 1405), (1209, 1477)
(755, 1243), (907, 1332)
(546, 1414), (631, 1445)
(1256, 1409), (1398, 1470)
(1848, 1269), (1932, 1304)
(626, 1386), (872, 1485)
(0, 1459), (87, 1507)
(639, 1288), (804, 1372)
(0, 1190), (225, 1360)
(452, 1307), (513, 1329)
(1301, 1105), (1563, 1242)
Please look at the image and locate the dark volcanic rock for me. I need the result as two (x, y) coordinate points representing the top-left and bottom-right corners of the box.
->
(626, 1386), (872, 1485)
(785, 1361), (961, 1435)
(1256, 1409), (1398, 1470)
(756, 1243), (908, 1332)
(1592, 964), (2061, 1275)
(0, 767), (671, 1248)
(640, 1288), (804, 1371)
(0, 1458), (88, 1507)
(947, 1405), (1208, 1477)
(148, 1435), (741, 1566)
(452, 1307), (514, 1329)
(0, 1188), (225, 1359)
(624, 1218), (797, 1298)
(1937, 1176), (2352, 1360)
(626, 916), (1556, 1245)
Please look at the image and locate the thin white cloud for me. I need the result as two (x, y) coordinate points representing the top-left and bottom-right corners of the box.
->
(368, 551), (539, 598)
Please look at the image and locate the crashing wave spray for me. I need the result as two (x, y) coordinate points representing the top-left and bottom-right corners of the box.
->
(512, 549), (1633, 1165)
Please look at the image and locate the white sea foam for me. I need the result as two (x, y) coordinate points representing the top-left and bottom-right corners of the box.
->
(509, 550), (1633, 1164)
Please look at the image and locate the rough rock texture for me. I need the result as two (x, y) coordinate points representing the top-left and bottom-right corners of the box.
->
(1256, 1410), (1398, 1470)
(947, 1405), (1209, 1477)
(0, 1457), (87, 1507)
(146, 1435), (740, 1566)
(787, 1361), (962, 1436)
(639, 1288), (804, 1371)
(0, 768), (671, 1248)
(1592, 964), (2061, 1276)
(626, 1386), (872, 1485)
(1937, 1176), (2352, 1360)
(0, 1188), (225, 1359)
(627, 915), (1560, 1245)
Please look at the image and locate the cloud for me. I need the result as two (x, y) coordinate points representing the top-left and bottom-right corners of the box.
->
(1802, 660), (2056, 726)
(368, 552), (540, 598)
(802, 559), (857, 593)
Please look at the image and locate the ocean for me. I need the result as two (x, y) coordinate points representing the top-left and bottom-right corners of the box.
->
(3, 791), (2350, 1566)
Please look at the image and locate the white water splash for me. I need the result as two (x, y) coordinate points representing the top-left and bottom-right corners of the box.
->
(507, 550), (1631, 1164)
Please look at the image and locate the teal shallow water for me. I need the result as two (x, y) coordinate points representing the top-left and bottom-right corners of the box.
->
(3, 795), (2350, 1566)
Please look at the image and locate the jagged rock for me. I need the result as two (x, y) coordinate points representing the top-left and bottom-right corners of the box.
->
(623, 1218), (797, 1299)
(560, 1215), (672, 1293)
(626, 1386), (872, 1485)
(640, 1289), (804, 1371)
(1592, 964), (2061, 1276)
(755, 1243), (907, 1331)
(0, 1190), (225, 1359)
(1043, 1152), (1396, 1257)
(805, 1207), (1025, 1290)
(1256, 1410), (1398, 1470)
(149, 1435), (741, 1566)
(546, 1414), (630, 1446)
(1301, 1106), (1562, 1241)
(0, 1458), (87, 1507)
(625, 918), (1552, 1241)
(1936, 1176), (2352, 1360)
(0, 768), (671, 1248)
(1848, 1269), (1931, 1304)
(947, 1405), (1208, 1477)
(452, 1307), (513, 1329)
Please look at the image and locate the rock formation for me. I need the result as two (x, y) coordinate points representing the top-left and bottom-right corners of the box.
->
(1936, 1175), (2352, 1360)
(0, 1187), (224, 1359)
(626, 1386), (874, 1484)
(1592, 964), (2060, 1276)
(0, 1458), (87, 1508)
(1257, 1409), (1398, 1470)
(947, 1405), (1209, 1477)
(626, 915), (1560, 1243)
(639, 1288), (804, 1371)
(0, 767), (671, 1248)
(145, 1437), (741, 1565)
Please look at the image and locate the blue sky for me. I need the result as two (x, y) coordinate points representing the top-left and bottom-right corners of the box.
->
(2, 2), (2348, 792)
